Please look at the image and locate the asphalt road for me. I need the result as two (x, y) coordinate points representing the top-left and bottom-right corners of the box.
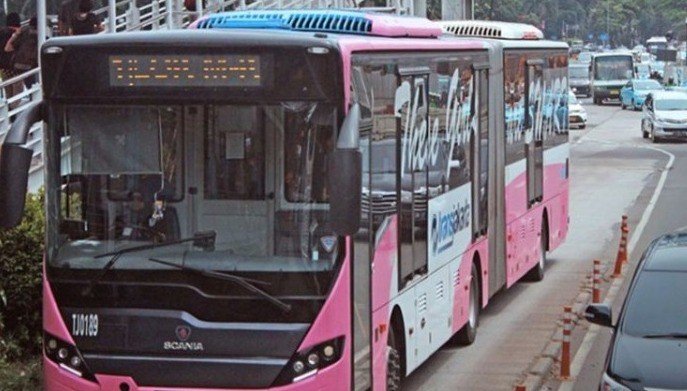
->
(403, 99), (676, 391)
(565, 100), (687, 391)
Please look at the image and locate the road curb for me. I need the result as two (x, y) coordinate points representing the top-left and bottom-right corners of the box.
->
(517, 260), (620, 390)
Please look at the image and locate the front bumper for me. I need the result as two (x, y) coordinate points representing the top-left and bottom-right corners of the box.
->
(571, 85), (590, 96)
(594, 88), (622, 100)
(654, 125), (687, 139)
(569, 113), (587, 128)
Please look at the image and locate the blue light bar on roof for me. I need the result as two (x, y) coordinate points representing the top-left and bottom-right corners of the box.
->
(193, 10), (441, 38)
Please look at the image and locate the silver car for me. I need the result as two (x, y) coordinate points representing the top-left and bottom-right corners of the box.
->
(641, 91), (687, 143)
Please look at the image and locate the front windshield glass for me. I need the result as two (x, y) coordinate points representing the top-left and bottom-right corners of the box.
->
(568, 91), (579, 104)
(655, 98), (687, 111)
(569, 67), (589, 79)
(594, 56), (633, 80)
(634, 80), (661, 90)
(578, 52), (592, 63)
(622, 272), (687, 337)
(47, 103), (340, 275)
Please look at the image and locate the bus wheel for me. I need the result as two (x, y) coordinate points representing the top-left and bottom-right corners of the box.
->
(526, 224), (547, 282)
(387, 327), (402, 391)
(455, 263), (480, 345)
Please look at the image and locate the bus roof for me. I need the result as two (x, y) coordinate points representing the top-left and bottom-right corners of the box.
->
(439, 20), (544, 40)
(593, 52), (633, 58)
(192, 10), (443, 38)
(646, 36), (667, 43)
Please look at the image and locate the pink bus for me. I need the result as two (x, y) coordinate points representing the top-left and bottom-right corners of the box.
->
(0, 12), (568, 391)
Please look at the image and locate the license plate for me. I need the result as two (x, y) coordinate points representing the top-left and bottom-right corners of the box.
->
(610, 90), (619, 95)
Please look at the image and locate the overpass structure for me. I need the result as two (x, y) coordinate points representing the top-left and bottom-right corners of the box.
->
(1, 0), (471, 191)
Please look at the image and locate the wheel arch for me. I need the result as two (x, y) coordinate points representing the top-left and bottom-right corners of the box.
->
(472, 251), (484, 309)
(542, 208), (550, 252)
(389, 305), (406, 377)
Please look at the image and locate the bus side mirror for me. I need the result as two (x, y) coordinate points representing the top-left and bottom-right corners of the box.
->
(329, 104), (362, 236)
(0, 102), (43, 229)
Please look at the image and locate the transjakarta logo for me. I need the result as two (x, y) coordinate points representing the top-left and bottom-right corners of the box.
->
(431, 201), (470, 255)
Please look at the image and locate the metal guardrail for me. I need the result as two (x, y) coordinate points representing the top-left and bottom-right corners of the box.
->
(2, 0), (411, 191)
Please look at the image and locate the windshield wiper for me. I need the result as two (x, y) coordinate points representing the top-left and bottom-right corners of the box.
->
(147, 257), (291, 313)
(642, 333), (687, 339)
(83, 231), (216, 296)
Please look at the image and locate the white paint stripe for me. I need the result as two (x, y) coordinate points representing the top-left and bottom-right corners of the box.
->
(558, 145), (675, 391)
(626, 145), (675, 254)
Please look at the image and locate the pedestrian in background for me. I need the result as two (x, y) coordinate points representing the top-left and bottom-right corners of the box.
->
(70, 0), (103, 35)
(5, 16), (38, 89)
(58, 0), (80, 36)
(0, 12), (23, 109)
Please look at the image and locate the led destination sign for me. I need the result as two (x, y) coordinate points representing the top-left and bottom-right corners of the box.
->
(109, 54), (262, 87)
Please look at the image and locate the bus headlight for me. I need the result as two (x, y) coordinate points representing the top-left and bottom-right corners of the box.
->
(44, 332), (96, 382)
(272, 336), (344, 386)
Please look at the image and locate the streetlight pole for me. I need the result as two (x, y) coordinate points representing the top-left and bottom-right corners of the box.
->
(606, 0), (610, 46)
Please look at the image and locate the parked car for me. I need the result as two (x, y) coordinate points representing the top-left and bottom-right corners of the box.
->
(620, 79), (662, 111)
(585, 232), (687, 391)
(567, 90), (587, 129)
(641, 91), (687, 142)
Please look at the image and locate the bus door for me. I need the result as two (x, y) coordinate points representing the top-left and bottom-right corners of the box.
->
(187, 105), (276, 254)
(398, 69), (430, 285)
(471, 66), (490, 239)
(525, 59), (544, 207)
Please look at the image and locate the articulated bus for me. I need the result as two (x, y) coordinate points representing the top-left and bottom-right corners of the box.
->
(0, 11), (568, 391)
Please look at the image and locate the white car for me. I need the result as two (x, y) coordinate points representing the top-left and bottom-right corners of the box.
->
(568, 90), (588, 129)
(641, 91), (687, 143)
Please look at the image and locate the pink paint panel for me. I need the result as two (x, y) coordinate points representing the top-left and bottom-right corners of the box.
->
(504, 162), (569, 287)
(372, 216), (398, 311)
(451, 238), (488, 333)
(371, 306), (390, 391)
(46, 356), (344, 391)
(297, 237), (351, 354)
(366, 14), (442, 38)
(369, 216), (399, 391)
(43, 262), (75, 345)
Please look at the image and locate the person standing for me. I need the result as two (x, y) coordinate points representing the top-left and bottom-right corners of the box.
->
(5, 16), (38, 89)
(70, 0), (103, 36)
(0, 13), (22, 108)
(58, 0), (80, 36)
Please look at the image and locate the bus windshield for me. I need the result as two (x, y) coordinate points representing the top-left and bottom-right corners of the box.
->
(47, 103), (340, 275)
(594, 56), (633, 81)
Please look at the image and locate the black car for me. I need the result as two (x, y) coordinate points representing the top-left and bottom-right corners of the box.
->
(586, 232), (687, 390)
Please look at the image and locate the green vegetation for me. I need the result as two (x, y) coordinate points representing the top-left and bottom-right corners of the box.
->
(0, 191), (44, 390)
(473, 0), (687, 45)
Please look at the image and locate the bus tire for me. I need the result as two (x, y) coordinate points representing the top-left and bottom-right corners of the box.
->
(525, 222), (548, 282)
(455, 263), (480, 345)
(387, 327), (402, 391)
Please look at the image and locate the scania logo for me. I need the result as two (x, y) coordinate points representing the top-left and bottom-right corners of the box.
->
(163, 325), (204, 351)
(175, 325), (191, 342)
